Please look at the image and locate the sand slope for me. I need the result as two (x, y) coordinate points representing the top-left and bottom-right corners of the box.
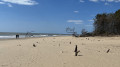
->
(0, 36), (120, 67)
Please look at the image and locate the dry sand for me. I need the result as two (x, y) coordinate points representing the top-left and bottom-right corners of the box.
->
(0, 36), (120, 67)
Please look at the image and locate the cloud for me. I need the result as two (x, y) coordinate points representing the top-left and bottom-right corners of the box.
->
(0, 0), (38, 7)
(114, 0), (120, 2)
(80, 0), (85, 2)
(74, 11), (79, 13)
(105, 0), (120, 2)
(0, 1), (5, 4)
(7, 3), (12, 7)
(88, 19), (94, 22)
(89, 0), (99, 2)
(104, 2), (109, 5)
(89, 0), (120, 3)
(88, 0), (120, 6)
(67, 20), (83, 24)
(85, 25), (93, 27)
(101, 0), (105, 2)
(106, 0), (114, 2)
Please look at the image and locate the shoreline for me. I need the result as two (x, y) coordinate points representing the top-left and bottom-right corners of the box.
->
(0, 35), (71, 41)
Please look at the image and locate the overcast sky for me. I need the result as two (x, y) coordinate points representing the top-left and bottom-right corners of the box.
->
(0, 0), (120, 34)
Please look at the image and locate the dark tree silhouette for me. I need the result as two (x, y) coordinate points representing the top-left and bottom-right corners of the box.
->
(93, 9), (120, 36)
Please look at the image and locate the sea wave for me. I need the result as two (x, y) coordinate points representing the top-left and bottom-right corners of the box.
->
(0, 35), (16, 39)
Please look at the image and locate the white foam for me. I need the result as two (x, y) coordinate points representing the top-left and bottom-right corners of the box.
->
(0, 35), (26, 39)
(0, 35), (15, 39)
(53, 35), (57, 36)
(40, 35), (48, 37)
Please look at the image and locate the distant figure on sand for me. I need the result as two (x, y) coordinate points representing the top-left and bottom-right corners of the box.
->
(16, 35), (19, 39)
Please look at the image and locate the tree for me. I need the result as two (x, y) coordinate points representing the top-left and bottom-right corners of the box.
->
(114, 9), (120, 34)
(93, 9), (120, 35)
(94, 13), (107, 35)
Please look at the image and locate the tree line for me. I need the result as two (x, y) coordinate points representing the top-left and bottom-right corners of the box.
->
(80, 9), (120, 36)
(93, 9), (120, 36)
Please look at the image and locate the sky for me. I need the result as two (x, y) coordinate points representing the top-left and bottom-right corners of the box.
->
(0, 0), (120, 34)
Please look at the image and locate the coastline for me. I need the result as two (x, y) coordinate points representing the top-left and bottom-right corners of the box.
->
(0, 35), (71, 41)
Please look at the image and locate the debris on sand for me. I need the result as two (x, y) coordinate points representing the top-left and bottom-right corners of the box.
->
(106, 49), (110, 53)
(33, 44), (36, 47)
(74, 45), (80, 56)
(59, 44), (60, 47)
(70, 42), (71, 44)
(36, 42), (39, 43)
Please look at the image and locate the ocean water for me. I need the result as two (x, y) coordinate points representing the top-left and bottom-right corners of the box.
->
(0, 34), (70, 39)
(0, 35), (25, 39)
(0, 35), (16, 39)
(0, 35), (52, 39)
(0, 32), (71, 39)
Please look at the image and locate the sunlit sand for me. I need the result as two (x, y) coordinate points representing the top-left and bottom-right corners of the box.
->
(0, 36), (120, 67)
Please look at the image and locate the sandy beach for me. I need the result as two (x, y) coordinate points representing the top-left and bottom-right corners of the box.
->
(0, 36), (120, 67)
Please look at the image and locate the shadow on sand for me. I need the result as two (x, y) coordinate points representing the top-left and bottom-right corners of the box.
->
(78, 55), (83, 56)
